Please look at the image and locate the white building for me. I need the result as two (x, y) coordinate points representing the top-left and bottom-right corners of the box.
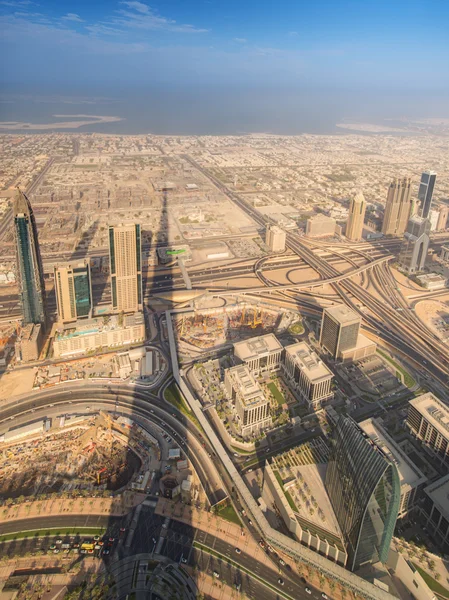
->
(225, 365), (272, 437)
(265, 225), (286, 252)
(407, 393), (449, 465)
(283, 342), (333, 409)
(233, 333), (283, 375)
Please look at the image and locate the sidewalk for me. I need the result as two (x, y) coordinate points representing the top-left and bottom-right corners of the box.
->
(0, 493), (146, 525)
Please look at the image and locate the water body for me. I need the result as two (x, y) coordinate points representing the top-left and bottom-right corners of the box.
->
(0, 85), (447, 136)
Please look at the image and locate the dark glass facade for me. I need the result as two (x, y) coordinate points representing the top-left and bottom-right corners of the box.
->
(73, 266), (92, 318)
(325, 416), (400, 571)
(418, 171), (436, 219)
(14, 191), (46, 326)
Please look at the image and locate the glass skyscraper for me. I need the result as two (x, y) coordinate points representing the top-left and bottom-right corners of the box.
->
(13, 189), (46, 326)
(54, 260), (92, 323)
(418, 171), (437, 219)
(325, 416), (400, 571)
(109, 223), (143, 313)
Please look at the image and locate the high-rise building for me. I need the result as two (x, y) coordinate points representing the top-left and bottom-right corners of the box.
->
(13, 189), (46, 326)
(265, 225), (286, 252)
(399, 215), (430, 273)
(345, 192), (366, 241)
(108, 223), (143, 313)
(436, 203), (449, 231)
(381, 178), (412, 236)
(418, 170), (437, 219)
(54, 260), (92, 323)
(325, 416), (401, 571)
(233, 334), (283, 375)
(320, 305), (361, 359)
(306, 214), (336, 238)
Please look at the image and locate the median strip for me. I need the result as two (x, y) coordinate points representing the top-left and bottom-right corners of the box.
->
(0, 527), (106, 543)
(193, 541), (297, 600)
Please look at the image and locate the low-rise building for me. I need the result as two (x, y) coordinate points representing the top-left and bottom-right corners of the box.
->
(416, 273), (447, 290)
(306, 214), (336, 238)
(359, 418), (427, 518)
(233, 333), (283, 375)
(407, 392), (449, 465)
(225, 365), (272, 437)
(420, 474), (449, 554)
(17, 322), (43, 362)
(283, 342), (333, 409)
(339, 333), (377, 362)
(265, 225), (286, 252)
(53, 312), (145, 359)
(440, 245), (449, 263)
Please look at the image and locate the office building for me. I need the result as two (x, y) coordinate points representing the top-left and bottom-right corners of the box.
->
(265, 225), (286, 252)
(109, 223), (143, 313)
(418, 171), (436, 219)
(399, 216), (430, 273)
(359, 418), (427, 519)
(325, 416), (400, 571)
(54, 260), (92, 323)
(440, 245), (449, 263)
(420, 474), (449, 554)
(320, 305), (360, 359)
(13, 189), (46, 326)
(381, 178), (412, 236)
(437, 203), (449, 231)
(233, 333), (283, 375)
(306, 214), (336, 238)
(406, 393), (449, 465)
(224, 365), (272, 437)
(345, 192), (366, 242)
(283, 342), (333, 409)
(53, 312), (145, 359)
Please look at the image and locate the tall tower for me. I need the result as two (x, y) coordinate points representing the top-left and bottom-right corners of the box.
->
(320, 304), (360, 359)
(108, 223), (143, 313)
(418, 171), (437, 219)
(54, 260), (92, 323)
(325, 416), (400, 571)
(346, 192), (366, 241)
(13, 189), (46, 326)
(382, 178), (412, 236)
(399, 216), (430, 273)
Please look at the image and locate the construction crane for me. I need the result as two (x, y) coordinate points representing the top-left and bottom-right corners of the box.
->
(251, 308), (262, 329)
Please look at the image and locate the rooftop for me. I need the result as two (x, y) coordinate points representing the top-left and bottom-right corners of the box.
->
(234, 333), (283, 362)
(324, 304), (361, 326)
(410, 392), (449, 439)
(285, 342), (333, 382)
(359, 418), (427, 490)
(55, 312), (143, 341)
(424, 474), (449, 519)
(226, 365), (266, 407)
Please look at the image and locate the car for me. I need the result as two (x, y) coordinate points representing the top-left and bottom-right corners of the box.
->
(50, 544), (56, 550)
(305, 588), (312, 595)
(278, 578), (284, 586)
(120, 527), (126, 533)
(53, 549), (60, 554)
(98, 541), (104, 546)
(248, 520), (253, 526)
(55, 539), (63, 544)
(88, 549), (94, 554)
(109, 537), (115, 542)
(233, 453), (239, 457)
(152, 537), (157, 543)
(279, 559), (285, 566)
(213, 571), (220, 578)
(181, 557), (188, 564)
(80, 549), (87, 554)
(235, 548), (241, 554)
(93, 535), (100, 541)
(322, 594), (328, 599)
(162, 523), (168, 529)
(102, 548), (110, 555)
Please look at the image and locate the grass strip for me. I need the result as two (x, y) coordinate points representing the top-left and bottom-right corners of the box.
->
(216, 504), (242, 527)
(273, 471), (299, 512)
(267, 382), (285, 406)
(0, 527), (106, 543)
(230, 445), (253, 455)
(377, 350), (416, 388)
(164, 382), (202, 430)
(412, 563), (449, 599)
(193, 541), (296, 600)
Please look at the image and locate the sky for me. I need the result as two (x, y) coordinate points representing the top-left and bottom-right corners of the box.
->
(0, 0), (448, 92)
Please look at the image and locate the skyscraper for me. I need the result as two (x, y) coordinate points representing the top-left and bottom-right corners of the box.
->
(325, 416), (400, 571)
(418, 171), (437, 219)
(320, 304), (361, 359)
(109, 223), (143, 313)
(399, 215), (430, 273)
(381, 178), (412, 236)
(13, 189), (46, 326)
(54, 260), (92, 323)
(345, 192), (366, 241)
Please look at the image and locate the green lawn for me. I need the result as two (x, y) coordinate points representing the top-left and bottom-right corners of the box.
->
(216, 504), (242, 526)
(230, 445), (253, 455)
(273, 470), (299, 512)
(164, 382), (202, 430)
(289, 321), (304, 335)
(377, 350), (416, 388)
(412, 563), (449, 599)
(0, 527), (105, 543)
(267, 382), (285, 405)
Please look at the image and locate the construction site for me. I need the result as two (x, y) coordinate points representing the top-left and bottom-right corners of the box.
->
(0, 411), (159, 499)
(174, 302), (297, 352)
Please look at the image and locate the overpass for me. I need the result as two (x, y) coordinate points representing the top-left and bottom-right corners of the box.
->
(208, 255), (393, 296)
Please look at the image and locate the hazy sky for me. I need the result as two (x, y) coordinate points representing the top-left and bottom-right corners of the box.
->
(0, 0), (448, 91)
